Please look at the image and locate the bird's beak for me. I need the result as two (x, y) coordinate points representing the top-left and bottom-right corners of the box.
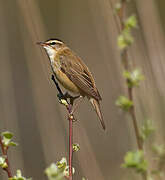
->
(36, 41), (46, 46)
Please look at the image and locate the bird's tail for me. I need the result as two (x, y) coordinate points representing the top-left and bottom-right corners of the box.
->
(90, 98), (106, 130)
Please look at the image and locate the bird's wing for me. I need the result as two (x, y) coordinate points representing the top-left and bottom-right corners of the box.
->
(58, 48), (101, 101)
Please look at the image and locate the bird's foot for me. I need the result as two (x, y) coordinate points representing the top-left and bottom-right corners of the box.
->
(63, 92), (80, 105)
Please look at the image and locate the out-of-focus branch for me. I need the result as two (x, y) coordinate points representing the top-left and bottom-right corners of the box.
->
(114, 0), (147, 179)
(0, 135), (12, 178)
(117, 0), (143, 151)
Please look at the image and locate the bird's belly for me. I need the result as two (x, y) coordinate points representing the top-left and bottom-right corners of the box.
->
(55, 69), (80, 94)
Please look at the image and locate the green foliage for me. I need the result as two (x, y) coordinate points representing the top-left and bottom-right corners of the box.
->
(118, 15), (138, 50)
(114, 1), (163, 179)
(118, 30), (134, 49)
(9, 170), (31, 180)
(116, 96), (133, 111)
(45, 157), (75, 180)
(123, 69), (144, 88)
(45, 163), (65, 180)
(0, 156), (7, 169)
(1, 131), (18, 148)
(72, 143), (80, 152)
(122, 150), (147, 173)
(2, 131), (13, 139)
(140, 120), (155, 142)
(0, 132), (30, 180)
(124, 15), (137, 30)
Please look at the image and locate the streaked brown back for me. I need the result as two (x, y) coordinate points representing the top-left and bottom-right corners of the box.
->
(57, 48), (101, 101)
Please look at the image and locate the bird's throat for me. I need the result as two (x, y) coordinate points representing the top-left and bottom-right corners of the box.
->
(44, 46), (57, 65)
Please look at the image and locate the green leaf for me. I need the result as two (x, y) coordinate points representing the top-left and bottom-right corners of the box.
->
(0, 156), (8, 169)
(118, 34), (128, 49)
(72, 143), (80, 152)
(9, 141), (18, 147)
(45, 163), (65, 180)
(122, 150), (147, 173)
(125, 15), (137, 30)
(2, 137), (10, 147)
(45, 157), (68, 180)
(1, 131), (17, 148)
(45, 163), (59, 178)
(117, 15), (137, 50)
(140, 120), (155, 141)
(123, 69), (144, 88)
(2, 131), (13, 139)
(56, 157), (67, 170)
(9, 170), (31, 180)
(116, 96), (133, 111)
(45, 157), (75, 180)
(118, 30), (134, 50)
(0, 156), (5, 164)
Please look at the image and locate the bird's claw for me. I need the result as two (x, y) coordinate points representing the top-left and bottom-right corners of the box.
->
(60, 92), (80, 105)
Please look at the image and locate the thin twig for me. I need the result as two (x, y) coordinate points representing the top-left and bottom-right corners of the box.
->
(114, 0), (147, 179)
(67, 105), (73, 180)
(51, 75), (74, 180)
(0, 135), (12, 178)
(128, 87), (143, 149)
(117, 0), (143, 151)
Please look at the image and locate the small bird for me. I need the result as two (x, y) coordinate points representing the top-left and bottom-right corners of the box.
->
(37, 39), (105, 130)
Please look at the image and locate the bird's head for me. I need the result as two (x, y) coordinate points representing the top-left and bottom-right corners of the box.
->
(37, 39), (65, 57)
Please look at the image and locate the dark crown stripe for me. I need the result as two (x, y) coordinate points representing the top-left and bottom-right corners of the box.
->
(45, 38), (64, 43)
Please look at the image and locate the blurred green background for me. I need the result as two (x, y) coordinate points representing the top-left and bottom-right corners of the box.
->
(0, 0), (165, 179)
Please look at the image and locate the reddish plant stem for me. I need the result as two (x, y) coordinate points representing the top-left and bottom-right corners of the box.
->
(67, 104), (73, 180)
(0, 136), (12, 178)
(69, 117), (73, 179)
(51, 75), (74, 180)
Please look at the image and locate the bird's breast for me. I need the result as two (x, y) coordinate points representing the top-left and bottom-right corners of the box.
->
(51, 61), (80, 94)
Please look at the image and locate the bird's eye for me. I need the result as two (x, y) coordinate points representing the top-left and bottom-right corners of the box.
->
(50, 42), (56, 45)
